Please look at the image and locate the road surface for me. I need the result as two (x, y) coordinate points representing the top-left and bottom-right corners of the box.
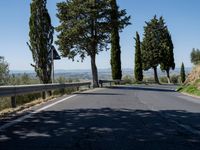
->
(1, 85), (200, 150)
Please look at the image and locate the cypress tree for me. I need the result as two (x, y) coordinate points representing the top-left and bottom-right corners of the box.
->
(134, 32), (143, 82)
(27, 0), (54, 84)
(142, 16), (163, 84)
(110, 0), (122, 80)
(180, 62), (186, 83)
(160, 17), (175, 83)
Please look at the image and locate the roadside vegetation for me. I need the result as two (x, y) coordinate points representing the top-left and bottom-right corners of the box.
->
(0, 73), (80, 111)
(178, 49), (200, 97)
(0, 59), (80, 111)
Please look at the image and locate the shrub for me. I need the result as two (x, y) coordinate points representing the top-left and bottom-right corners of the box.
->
(159, 76), (168, 83)
(122, 75), (134, 84)
(171, 75), (179, 84)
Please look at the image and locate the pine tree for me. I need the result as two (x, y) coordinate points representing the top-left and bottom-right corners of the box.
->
(134, 32), (143, 82)
(56, 0), (130, 87)
(180, 62), (186, 83)
(27, 0), (54, 84)
(160, 17), (175, 83)
(142, 16), (164, 84)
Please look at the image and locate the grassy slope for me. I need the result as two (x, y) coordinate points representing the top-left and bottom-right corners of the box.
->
(178, 79), (200, 96)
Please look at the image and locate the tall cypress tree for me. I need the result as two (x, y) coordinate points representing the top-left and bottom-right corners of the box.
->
(180, 62), (186, 83)
(160, 17), (175, 83)
(110, 0), (122, 80)
(134, 32), (143, 82)
(27, 0), (54, 84)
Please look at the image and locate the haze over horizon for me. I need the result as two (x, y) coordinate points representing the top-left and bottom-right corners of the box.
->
(0, 0), (200, 70)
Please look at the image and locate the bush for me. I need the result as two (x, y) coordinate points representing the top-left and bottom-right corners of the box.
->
(171, 75), (179, 84)
(122, 75), (134, 84)
(0, 97), (11, 111)
(9, 73), (39, 85)
(143, 77), (156, 83)
(159, 76), (168, 83)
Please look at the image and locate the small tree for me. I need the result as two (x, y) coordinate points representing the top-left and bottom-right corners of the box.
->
(27, 0), (54, 84)
(180, 62), (186, 83)
(134, 32), (143, 82)
(191, 48), (200, 65)
(0, 56), (9, 85)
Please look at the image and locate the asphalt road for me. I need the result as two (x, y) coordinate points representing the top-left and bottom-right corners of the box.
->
(1, 85), (200, 150)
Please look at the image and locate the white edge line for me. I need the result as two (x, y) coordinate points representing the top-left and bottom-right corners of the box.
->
(0, 94), (77, 131)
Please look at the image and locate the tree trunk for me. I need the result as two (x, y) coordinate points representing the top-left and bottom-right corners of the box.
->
(153, 67), (160, 84)
(166, 69), (171, 84)
(90, 55), (99, 88)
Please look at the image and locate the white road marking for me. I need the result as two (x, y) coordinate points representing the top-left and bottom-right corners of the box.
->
(0, 95), (77, 131)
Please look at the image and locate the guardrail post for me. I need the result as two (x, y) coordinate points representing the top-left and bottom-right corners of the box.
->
(42, 91), (46, 99)
(11, 96), (16, 108)
(99, 80), (103, 88)
(77, 87), (80, 91)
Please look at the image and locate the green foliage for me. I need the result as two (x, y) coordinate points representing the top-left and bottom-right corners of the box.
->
(160, 18), (175, 82)
(159, 76), (168, 83)
(0, 97), (10, 111)
(142, 16), (164, 83)
(180, 62), (186, 83)
(110, 0), (130, 80)
(191, 48), (200, 65)
(142, 16), (174, 84)
(142, 16), (163, 70)
(134, 32), (143, 81)
(56, 0), (130, 87)
(9, 74), (39, 85)
(179, 84), (200, 96)
(0, 56), (10, 85)
(27, 0), (54, 84)
(170, 74), (179, 84)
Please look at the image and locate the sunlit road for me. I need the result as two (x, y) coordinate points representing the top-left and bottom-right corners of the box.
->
(1, 85), (200, 150)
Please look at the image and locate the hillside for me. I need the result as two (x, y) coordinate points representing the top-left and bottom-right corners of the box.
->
(179, 65), (200, 96)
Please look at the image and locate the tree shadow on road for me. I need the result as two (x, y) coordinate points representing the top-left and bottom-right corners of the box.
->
(75, 92), (125, 96)
(109, 86), (176, 92)
(0, 108), (200, 150)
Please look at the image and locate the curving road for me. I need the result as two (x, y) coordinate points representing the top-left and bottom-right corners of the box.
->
(1, 85), (200, 150)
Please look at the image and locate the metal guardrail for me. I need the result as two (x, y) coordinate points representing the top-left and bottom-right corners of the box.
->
(0, 82), (91, 108)
(99, 80), (124, 88)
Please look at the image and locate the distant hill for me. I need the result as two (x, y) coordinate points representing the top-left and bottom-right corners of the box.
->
(10, 67), (192, 80)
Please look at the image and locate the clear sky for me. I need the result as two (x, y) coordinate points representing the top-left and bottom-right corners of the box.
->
(0, 0), (200, 70)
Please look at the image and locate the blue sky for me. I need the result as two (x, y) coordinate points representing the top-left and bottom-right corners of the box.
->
(0, 0), (200, 70)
